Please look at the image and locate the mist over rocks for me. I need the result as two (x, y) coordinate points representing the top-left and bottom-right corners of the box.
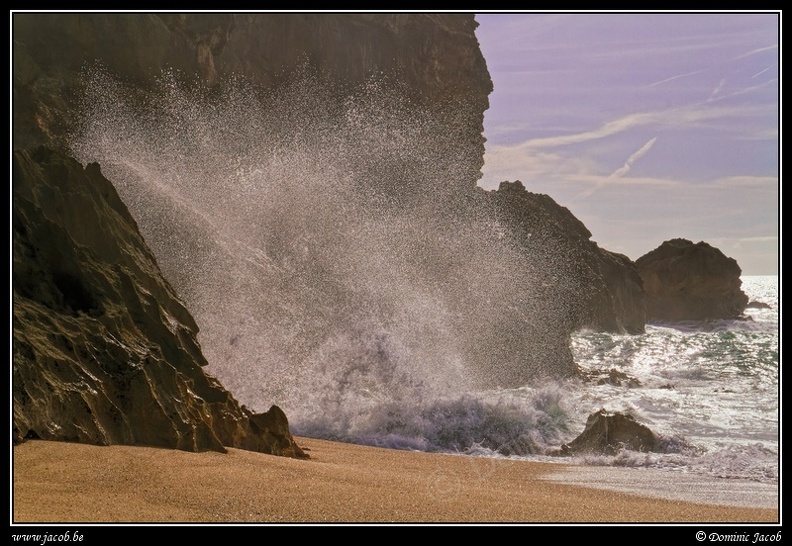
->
(483, 181), (646, 335)
(635, 238), (750, 322)
(13, 12), (491, 189)
(12, 146), (305, 457)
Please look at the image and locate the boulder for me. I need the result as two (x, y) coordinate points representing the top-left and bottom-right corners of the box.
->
(556, 409), (657, 455)
(594, 369), (642, 388)
(635, 238), (749, 321)
(12, 146), (305, 457)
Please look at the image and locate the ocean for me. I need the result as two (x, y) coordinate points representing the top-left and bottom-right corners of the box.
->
(287, 276), (778, 485)
(70, 68), (779, 507)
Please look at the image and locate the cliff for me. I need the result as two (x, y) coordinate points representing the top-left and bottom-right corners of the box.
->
(13, 146), (304, 456)
(13, 13), (491, 187)
(484, 181), (646, 334)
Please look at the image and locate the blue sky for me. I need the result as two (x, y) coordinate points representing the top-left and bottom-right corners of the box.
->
(474, 12), (779, 275)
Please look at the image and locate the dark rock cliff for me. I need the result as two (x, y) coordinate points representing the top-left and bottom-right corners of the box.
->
(483, 181), (646, 335)
(13, 146), (305, 456)
(13, 12), (492, 187)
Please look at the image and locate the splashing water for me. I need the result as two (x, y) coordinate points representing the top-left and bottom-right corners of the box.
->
(69, 66), (580, 451)
(68, 68), (778, 489)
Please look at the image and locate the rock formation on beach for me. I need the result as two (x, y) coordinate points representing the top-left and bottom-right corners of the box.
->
(12, 12), (494, 451)
(636, 238), (749, 322)
(13, 146), (305, 457)
(483, 181), (646, 335)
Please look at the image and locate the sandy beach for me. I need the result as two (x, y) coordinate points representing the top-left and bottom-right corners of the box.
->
(12, 437), (778, 524)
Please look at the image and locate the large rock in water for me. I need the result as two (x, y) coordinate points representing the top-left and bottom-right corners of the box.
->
(635, 238), (749, 321)
(12, 146), (305, 457)
(556, 409), (658, 455)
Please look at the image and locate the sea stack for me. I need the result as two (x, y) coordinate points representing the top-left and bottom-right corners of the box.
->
(635, 238), (750, 321)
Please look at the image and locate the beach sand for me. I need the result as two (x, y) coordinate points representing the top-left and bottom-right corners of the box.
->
(12, 437), (778, 524)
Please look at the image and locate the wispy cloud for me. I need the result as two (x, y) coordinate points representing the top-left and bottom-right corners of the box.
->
(733, 43), (778, 61)
(645, 68), (707, 88)
(644, 43), (778, 90)
(711, 175), (778, 188)
(497, 103), (751, 151)
(609, 137), (657, 178)
(703, 78), (779, 107)
(736, 235), (779, 243)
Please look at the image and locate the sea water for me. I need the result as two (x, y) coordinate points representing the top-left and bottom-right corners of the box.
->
(290, 277), (779, 486)
(69, 68), (779, 503)
(562, 275), (779, 482)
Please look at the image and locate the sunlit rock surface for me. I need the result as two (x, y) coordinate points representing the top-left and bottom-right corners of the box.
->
(636, 238), (749, 322)
(12, 146), (305, 457)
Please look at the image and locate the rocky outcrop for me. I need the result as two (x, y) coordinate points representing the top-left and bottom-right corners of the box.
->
(747, 301), (771, 310)
(555, 409), (658, 455)
(482, 181), (646, 334)
(12, 146), (305, 457)
(12, 13), (491, 186)
(636, 238), (749, 322)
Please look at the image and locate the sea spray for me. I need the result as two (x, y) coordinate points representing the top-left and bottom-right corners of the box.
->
(69, 65), (581, 452)
(68, 67), (778, 486)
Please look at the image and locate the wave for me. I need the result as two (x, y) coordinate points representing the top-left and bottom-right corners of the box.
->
(68, 66), (778, 486)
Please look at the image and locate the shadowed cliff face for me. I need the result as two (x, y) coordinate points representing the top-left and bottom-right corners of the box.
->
(13, 12), (492, 189)
(12, 146), (305, 456)
(484, 181), (646, 335)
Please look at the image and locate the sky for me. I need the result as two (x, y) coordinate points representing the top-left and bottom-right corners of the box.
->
(473, 12), (779, 275)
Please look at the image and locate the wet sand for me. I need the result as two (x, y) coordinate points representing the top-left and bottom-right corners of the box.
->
(12, 437), (778, 523)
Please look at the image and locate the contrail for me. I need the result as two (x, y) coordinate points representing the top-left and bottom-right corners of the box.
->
(574, 136), (659, 201)
(706, 79), (726, 103)
(751, 67), (770, 79)
(609, 137), (658, 179)
(645, 68), (706, 88)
